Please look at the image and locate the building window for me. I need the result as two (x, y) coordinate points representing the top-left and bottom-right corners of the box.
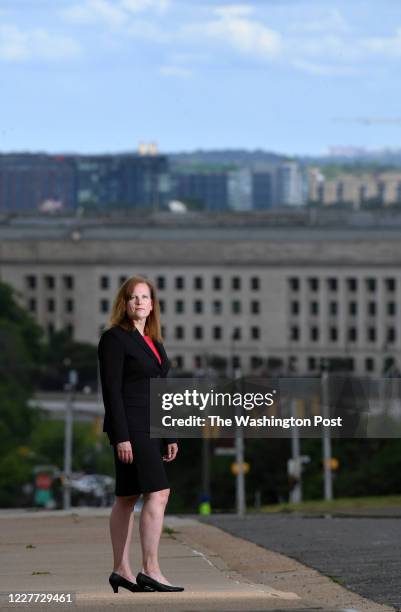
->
(119, 275), (127, 286)
(159, 299), (165, 313)
(232, 355), (241, 370)
(232, 276), (241, 290)
(329, 327), (338, 342)
(387, 327), (396, 343)
(65, 324), (74, 339)
(387, 301), (396, 316)
(385, 278), (396, 292)
(161, 325), (166, 338)
(175, 300), (185, 314)
(290, 325), (299, 341)
(365, 357), (375, 373)
(250, 356), (263, 369)
(368, 301), (376, 316)
(327, 277), (338, 291)
(308, 277), (319, 291)
(28, 298), (36, 312)
(251, 300), (260, 314)
(175, 276), (184, 290)
(65, 299), (74, 313)
(175, 325), (184, 340)
(61, 275), (74, 290)
(212, 300), (222, 314)
(367, 327), (376, 342)
(250, 276), (260, 290)
(174, 355), (183, 369)
(45, 275), (55, 290)
(100, 299), (109, 313)
(156, 276), (165, 290)
(310, 326), (319, 342)
(213, 276), (222, 290)
(47, 298), (55, 313)
(329, 301), (338, 316)
(349, 301), (358, 316)
(310, 301), (319, 316)
(47, 322), (55, 336)
(346, 278), (357, 292)
(366, 278), (376, 292)
(231, 300), (241, 314)
(194, 326), (203, 340)
(26, 275), (37, 289)
(100, 275), (109, 290)
(213, 326), (222, 340)
(348, 327), (357, 342)
(194, 300), (203, 314)
(194, 276), (203, 290)
(291, 301), (299, 315)
(289, 277), (300, 291)
(251, 326), (260, 340)
(232, 327), (241, 341)
(308, 357), (317, 371)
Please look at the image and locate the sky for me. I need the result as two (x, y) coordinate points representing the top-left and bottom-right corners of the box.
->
(1, 0), (401, 156)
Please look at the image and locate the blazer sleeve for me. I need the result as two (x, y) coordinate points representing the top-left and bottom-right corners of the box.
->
(98, 332), (130, 445)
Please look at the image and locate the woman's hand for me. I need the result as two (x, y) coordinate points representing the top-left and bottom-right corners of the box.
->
(116, 440), (133, 463)
(163, 443), (178, 462)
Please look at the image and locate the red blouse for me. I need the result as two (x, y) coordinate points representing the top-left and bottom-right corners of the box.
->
(143, 335), (162, 364)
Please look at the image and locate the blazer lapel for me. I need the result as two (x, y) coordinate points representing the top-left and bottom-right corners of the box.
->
(131, 328), (162, 368)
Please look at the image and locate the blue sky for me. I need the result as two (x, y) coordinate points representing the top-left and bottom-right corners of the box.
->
(1, 0), (401, 155)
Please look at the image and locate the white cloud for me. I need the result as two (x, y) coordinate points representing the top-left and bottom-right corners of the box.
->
(291, 59), (358, 76)
(62, 0), (170, 26)
(0, 24), (81, 62)
(186, 4), (281, 59)
(362, 28), (401, 58)
(121, 0), (170, 14)
(160, 64), (192, 77)
(288, 8), (350, 34)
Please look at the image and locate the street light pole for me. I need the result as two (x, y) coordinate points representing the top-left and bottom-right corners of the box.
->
(321, 368), (333, 501)
(63, 369), (77, 510)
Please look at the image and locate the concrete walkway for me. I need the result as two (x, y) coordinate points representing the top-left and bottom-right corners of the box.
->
(0, 508), (394, 612)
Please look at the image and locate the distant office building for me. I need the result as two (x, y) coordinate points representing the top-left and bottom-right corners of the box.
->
(251, 162), (305, 210)
(172, 170), (229, 211)
(308, 168), (401, 208)
(0, 154), (76, 212)
(227, 168), (252, 211)
(0, 151), (170, 213)
(76, 153), (170, 210)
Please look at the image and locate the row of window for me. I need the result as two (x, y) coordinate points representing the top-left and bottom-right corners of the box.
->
(290, 300), (397, 316)
(29, 298), (74, 313)
(26, 275), (74, 290)
(290, 325), (397, 343)
(288, 277), (397, 293)
(99, 298), (261, 315)
(98, 275), (261, 291)
(169, 326), (261, 341)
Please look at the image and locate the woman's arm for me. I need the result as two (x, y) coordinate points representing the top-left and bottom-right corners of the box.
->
(98, 332), (130, 445)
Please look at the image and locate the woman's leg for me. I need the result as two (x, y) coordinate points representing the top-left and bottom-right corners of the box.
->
(139, 488), (171, 584)
(110, 494), (140, 581)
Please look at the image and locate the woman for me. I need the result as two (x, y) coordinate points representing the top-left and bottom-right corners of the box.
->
(98, 275), (184, 594)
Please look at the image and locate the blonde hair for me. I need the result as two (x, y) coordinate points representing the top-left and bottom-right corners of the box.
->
(108, 275), (162, 342)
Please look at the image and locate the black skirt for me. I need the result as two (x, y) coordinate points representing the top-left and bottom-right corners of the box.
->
(113, 432), (170, 496)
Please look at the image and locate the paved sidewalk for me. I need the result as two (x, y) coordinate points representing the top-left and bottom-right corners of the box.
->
(0, 508), (394, 612)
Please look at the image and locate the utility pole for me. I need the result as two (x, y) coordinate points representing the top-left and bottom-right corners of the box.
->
(63, 369), (78, 510)
(321, 367), (333, 501)
(234, 368), (246, 516)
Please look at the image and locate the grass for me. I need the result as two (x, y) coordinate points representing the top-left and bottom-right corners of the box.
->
(257, 495), (401, 515)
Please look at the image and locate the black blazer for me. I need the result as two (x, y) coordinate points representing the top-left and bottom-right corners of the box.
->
(98, 325), (177, 446)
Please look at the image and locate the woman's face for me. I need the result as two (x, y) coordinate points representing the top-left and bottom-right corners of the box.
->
(126, 282), (153, 323)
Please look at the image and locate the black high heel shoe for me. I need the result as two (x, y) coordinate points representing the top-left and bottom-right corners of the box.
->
(136, 572), (184, 592)
(109, 572), (152, 593)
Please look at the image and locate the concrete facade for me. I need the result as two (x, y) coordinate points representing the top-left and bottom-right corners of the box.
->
(1, 212), (401, 376)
